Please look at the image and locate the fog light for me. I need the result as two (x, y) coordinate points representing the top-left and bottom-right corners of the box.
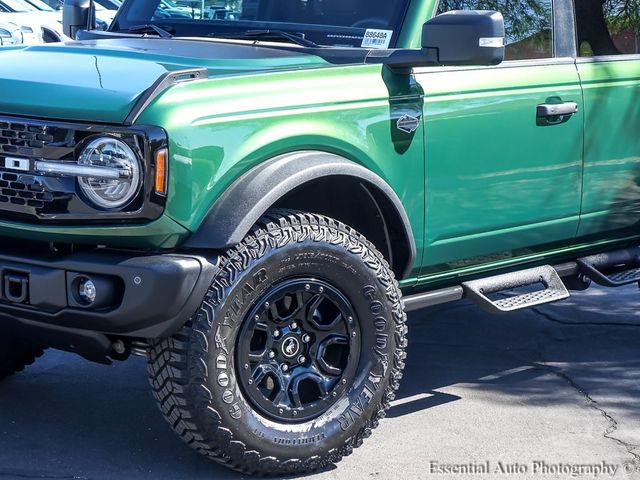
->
(79, 277), (97, 304)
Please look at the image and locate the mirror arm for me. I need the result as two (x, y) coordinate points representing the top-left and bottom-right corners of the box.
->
(87, 0), (95, 31)
(365, 48), (439, 74)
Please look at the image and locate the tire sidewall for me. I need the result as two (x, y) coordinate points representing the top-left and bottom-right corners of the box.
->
(201, 233), (400, 459)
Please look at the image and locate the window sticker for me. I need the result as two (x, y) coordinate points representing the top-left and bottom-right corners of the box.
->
(361, 29), (393, 49)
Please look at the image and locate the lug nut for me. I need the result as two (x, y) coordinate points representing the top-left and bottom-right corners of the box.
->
(305, 284), (310, 291)
(290, 322), (298, 330)
(298, 356), (306, 364)
(273, 329), (281, 338)
(302, 334), (311, 343)
(268, 350), (276, 359)
(281, 364), (289, 372)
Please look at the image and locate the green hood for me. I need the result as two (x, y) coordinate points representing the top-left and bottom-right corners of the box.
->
(0, 38), (330, 124)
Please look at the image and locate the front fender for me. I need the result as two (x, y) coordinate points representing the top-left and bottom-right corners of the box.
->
(183, 150), (417, 277)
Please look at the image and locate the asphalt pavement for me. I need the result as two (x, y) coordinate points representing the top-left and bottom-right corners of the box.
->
(1, 284), (639, 480)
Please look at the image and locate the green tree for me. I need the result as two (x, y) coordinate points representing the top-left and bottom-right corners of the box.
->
(438, 0), (640, 55)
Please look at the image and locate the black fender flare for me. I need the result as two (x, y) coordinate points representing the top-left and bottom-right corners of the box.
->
(183, 151), (417, 278)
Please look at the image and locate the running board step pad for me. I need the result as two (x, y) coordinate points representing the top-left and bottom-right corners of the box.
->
(577, 247), (640, 287)
(462, 265), (570, 313)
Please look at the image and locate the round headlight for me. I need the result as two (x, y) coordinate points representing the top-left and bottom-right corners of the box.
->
(77, 137), (142, 210)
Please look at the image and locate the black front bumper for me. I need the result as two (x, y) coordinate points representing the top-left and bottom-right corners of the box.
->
(0, 246), (218, 362)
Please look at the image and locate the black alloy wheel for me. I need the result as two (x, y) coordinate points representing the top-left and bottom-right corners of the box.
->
(236, 278), (361, 423)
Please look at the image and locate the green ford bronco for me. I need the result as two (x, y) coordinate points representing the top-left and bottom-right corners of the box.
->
(0, 0), (638, 475)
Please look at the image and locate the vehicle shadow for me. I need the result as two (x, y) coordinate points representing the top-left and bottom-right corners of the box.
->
(0, 286), (638, 479)
(391, 285), (640, 419)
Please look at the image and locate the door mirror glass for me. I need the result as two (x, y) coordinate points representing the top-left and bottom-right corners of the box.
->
(422, 10), (505, 66)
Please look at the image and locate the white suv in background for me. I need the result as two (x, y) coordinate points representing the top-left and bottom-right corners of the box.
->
(0, 0), (67, 42)
(0, 19), (23, 44)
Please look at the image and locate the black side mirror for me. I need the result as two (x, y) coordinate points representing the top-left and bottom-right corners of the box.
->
(369, 10), (505, 72)
(423, 10), (505, 66)
(63, 0), (96, 38)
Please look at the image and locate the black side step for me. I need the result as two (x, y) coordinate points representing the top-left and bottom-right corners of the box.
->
(462, 265), (570, 313)
(577, 246), (640, 287)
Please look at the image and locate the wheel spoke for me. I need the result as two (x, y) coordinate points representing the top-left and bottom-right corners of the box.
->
(253, 363), (284, 384)
(251, 364), (270, 384)
(304, 293), (324, 324)
(268, 303), (280, 322)
(271, 380), (289, 406)
(248, 352), (265, 363)
(254, 322), (269, 332)
(290, 382), (302, 408)
(313, 329), (348, 346)
(246, 321), (273, 361)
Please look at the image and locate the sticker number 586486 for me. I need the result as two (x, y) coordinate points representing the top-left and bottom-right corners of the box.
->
(361, 29), (393, 49)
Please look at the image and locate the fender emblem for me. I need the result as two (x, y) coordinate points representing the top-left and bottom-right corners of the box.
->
(396, 114), (420, 134)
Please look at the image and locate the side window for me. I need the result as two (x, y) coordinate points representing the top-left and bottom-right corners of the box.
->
(575, 0), (640, 56)
(436, 0), (553, 60)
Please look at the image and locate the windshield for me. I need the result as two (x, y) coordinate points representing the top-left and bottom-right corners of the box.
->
(112, 0), (410, 48)
(95, 0), (122, 9)
(22, 0), (54, 10)
(0, 0), (35, 11)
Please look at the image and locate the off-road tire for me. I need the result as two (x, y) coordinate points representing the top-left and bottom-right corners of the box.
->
(148, 210), (407, 476)
(0, 338), (44, 380)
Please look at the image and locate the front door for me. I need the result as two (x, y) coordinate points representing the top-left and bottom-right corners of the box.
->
(415, 0), (584, 273)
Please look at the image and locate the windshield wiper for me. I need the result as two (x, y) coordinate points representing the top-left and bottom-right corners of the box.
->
(208, 29), (319, 48)
(125, 24), (173, 38)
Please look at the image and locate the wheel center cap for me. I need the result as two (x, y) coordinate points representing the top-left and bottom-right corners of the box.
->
(281, 336), (301, 359)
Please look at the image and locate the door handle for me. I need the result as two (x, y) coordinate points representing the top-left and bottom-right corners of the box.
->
(536, 102), (578, 118)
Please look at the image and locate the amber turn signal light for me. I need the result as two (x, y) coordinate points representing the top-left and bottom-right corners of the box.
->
(155, 148), (168, 195)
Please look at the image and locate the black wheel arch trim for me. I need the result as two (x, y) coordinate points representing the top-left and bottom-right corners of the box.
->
(182, 151), (417, 279)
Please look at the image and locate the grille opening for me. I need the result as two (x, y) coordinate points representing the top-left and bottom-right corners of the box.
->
(0, 173), (55, 211)
(0, 122), (46, 156)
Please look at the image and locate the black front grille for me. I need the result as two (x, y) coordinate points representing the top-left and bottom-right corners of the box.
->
(0, 115), (166, 224)
(0, 121), (53, 158)
(0, 116), (112, 220)
(0, 172), (54, 209)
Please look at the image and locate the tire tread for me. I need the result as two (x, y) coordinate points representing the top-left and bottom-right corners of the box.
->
(0, 342), (44, 380)
(148, 210), (407, 476)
